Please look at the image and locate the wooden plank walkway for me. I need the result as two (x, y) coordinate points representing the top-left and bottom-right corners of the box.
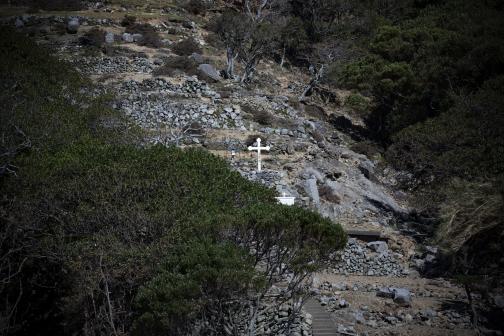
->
(304, 298), (339, 336)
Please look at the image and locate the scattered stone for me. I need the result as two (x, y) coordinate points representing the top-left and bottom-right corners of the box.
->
(366, 241), (388, 253)
(67, 18), (80, 34)
(392, 288), (411, 306)
(377, 287), (395, 299)
(15, 17), (24, 28)
(132, 33), (143, 42)
(122, 32), (133, 43)
(105, 31), (114, 44)
(190, 52), (205, 64)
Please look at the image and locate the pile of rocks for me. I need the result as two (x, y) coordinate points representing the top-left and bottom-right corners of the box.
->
(258, 126), (308, 139)
(7, 15), (115, 29)
(239, 170), (284, 189)
(119, 77), (220, 100)
(119, 93), (245, 129)
(330, 238), (406, 277)
(255, 303), (312, 336)
(341, 306), (472, 330)
(73, 56), (154, 74)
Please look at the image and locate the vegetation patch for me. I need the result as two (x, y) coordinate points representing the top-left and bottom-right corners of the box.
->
(0, 27), (346, 335)
(152, 56), (198, 76)
(79, 27), (106, 49)
(125, 23), (163, 48)
(171, 37), (202, 56)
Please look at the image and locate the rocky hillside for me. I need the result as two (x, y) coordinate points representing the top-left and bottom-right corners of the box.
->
(1, 1), (502, 335)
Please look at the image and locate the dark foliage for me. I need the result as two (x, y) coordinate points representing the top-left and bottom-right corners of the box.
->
(125, 23), (162, 48)
(0, 27), (345, 336)
(121, 15), (137, 27)
(182, 0), (208, 15)
(28, 0), (83, 11)
(79, 27), (105, 48)
(152, 56), (198, 76)
(171, 38), (202, 56)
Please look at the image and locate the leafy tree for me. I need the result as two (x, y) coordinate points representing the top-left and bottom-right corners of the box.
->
(215, 10), (251, 78)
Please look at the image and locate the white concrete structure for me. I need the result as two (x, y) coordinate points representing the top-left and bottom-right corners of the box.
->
(275, 192), (296, 206)
(247, 138), (270, 172)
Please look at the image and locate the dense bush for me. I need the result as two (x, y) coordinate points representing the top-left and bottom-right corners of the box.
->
(79, 27), (105, 48)
(152, 56), (198, 76)
(182, 0), (208, 15)
(171, 37), (202, 56)
(336, 0), (504, 283)
(0, 27), (346, 336)
(121, 14), (137, 27)
(125, 23), (162, 48)
(28, 0), (83, 11)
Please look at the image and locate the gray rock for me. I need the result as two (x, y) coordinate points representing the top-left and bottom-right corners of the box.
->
(132, 33), (143, 42)
(190, 52), (205, 64)
(122, 32), (133, 43)
(305, 178), (320, 204)
(392, 288), (411, 306)
(493, 295), (504, 308)
(105, 31), (114, 44)
(67, 18), (80, 34)
(367, 241), (388, 253)
(424, 254), (436, 263)
(377, 287), (394, 299)
(286, 142), (295, 155)
(15, 18), (24, 28)
(198, 64), (221, 82)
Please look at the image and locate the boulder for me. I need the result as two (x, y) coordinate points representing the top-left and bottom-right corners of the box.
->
(367, 241), (388, 253)
(105, 31), (115, 44)
(67, 18), (80, 34)
(392, 288), (411, 306)
(377, 287), (394, 299)
(15, 17), (24, 28)
(122, 33), (134, 43)
(190, 52), (205, 64)
(493, 295), (504, 309)
(132, 33), (143, 42)
(197, 64), (221, 82)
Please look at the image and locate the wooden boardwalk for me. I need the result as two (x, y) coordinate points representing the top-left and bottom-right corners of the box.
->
(304, 298), (339, 336)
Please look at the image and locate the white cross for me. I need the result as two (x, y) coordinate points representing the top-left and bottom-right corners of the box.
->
(248, 137), (270, 172)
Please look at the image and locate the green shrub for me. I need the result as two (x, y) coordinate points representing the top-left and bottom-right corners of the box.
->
(345, 93), (370, 115)
(121, 15), (137, 27)
(152, 56), (198, 76)
(241, 104), (274, 125)
(126, 23), (163, 48)
(0, 26), (346, 335)
(183, 0), (208, 15)
(29, 0), (83, 11)
(350, 141), (383, 159)
(171, 38), (202, 56)
(141, 30), (163, 48)
(79, 27), (105, 48)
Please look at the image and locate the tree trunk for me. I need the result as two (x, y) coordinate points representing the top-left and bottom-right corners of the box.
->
(241, 61), (257, 84)
(300, 64), (325, 101)
(280, 47), (286, 68)
(226, 47), (235, 79)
